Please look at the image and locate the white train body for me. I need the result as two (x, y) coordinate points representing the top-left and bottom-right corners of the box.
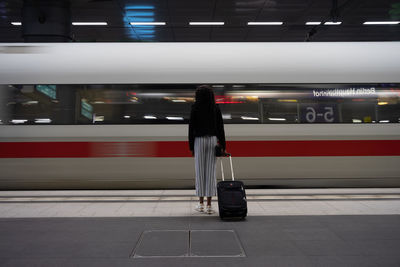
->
(0, 124), (399, 189)
(0, 42), (399, 189)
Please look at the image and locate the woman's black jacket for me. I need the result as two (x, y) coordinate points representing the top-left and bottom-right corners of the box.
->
(188, 104), (226, 151)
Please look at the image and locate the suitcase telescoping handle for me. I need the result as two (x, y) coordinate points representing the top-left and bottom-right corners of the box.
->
(219, 153), (234, 181)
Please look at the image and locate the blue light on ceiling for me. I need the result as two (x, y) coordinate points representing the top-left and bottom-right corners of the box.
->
(130, 17), (154, 22)
(124, 5), (156, 41)
(128, 6), (154, 10)
(140, 35), (155, 38)
(135, 29), (155, 34)
(128, 12), (154, 17)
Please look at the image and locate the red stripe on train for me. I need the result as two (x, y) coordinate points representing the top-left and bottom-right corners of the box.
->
(0, 140), (400, 158)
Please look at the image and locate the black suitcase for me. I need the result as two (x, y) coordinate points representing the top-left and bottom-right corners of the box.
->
(217, 154), (247, 220)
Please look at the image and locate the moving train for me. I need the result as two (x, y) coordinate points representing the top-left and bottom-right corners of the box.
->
(0, 42), (399, 189)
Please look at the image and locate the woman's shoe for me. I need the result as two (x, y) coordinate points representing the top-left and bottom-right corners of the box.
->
(195, 203), (204, 212)
(206, 205), (214, 214)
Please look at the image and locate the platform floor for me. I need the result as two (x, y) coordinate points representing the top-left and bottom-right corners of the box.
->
(0, 189), (400, 266)
(1, 188), (400, 217)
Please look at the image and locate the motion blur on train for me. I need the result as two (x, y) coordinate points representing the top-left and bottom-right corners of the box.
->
(0, 43), (399, 189)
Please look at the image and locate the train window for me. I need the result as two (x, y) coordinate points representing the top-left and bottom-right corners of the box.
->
(1, 84), (399, 125)
(341, 100), (377, 123)
(262, 100), (299, 123)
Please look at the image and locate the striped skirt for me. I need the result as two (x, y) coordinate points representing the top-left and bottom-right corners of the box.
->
(194, 136), (217, 197)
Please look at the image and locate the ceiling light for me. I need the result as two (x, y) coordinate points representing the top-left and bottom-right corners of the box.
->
(11, 119), (27, 124)
(222, 114), (232, 120)
(23, 101), (39, 105)
(352, 119), (362, 123)
(363, 21), (400, 25)
(305, 22), (321, 25)
(247, 22), (283, 25)
(72, 22), (108, 26)
(324, 22), (342, 25)
(268, 118), (286, 121)
(35, 118), (51, 124)
(11, 22), (22, 26)
(212, 85), (224, 88)
(241, 116), (259, 120)
(189, 22), (224, 26)
(124, 115), (131, 119)
(144, 115), (157, 119)
(172, 99), (186, 102)
(379, 120), (389, 123)
(378, 102), (388, 105)
(130, 22), (166, 26)
(166, 116), (184, 120)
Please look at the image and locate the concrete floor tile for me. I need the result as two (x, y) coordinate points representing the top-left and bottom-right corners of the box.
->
(308, 256), (380, 267)
(18, 240), (134, 259)
(293, 240), (364, 256)
(114, 203), (145, 216)
(283, 228), (341, 241)
(1, 215), (400, 266)
(0, 259), (73, 267)
(368, 255), (400, 267)
(0, 205), (14, 213)
(360, 200), (400, 211)
(2, 188), (400, 218)
(324, 201), (376, 215)
(334, 227), (400, 241)
(258, 201), (298, 215)
(130, 203), (158, 216)
(242, 239), (304, 256)
(293, 201), (332, 215)
(351, 239), (400, 256)
(350, 215), (400, 227)
(0, 242), (29, 259)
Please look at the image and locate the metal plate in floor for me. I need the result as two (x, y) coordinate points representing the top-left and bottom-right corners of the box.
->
(132, 230), (245, 258)
(132, 230), (189, 257)
(190, 230), (246, 257)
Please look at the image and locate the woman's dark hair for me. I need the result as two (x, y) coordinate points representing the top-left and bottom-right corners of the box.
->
(194, 85), (215, 108)
(193, 85), (216, 124)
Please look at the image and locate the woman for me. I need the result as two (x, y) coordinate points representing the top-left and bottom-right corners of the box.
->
(189, 85), (226, 214)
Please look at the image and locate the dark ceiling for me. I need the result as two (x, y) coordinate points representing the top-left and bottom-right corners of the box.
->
(0, 0), (399, 42)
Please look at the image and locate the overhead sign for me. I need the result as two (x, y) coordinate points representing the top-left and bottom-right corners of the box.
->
(81, 99), (93, 120)
(313, 87), (376, 98)
(36, 85), (57, 99)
